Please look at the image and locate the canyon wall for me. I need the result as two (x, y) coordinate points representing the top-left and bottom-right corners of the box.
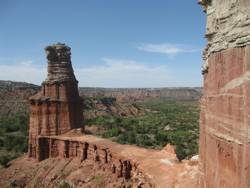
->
(34, 132), (149, 185)
(23, 130), (199, 188)
(198, 0), (250, 187)
(79, 87), (203, 101)
(0, 80), (202, 118)
(83, 97), (141, 118)
(0, 129), (200, 187)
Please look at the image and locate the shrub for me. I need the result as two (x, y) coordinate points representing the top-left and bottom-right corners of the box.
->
(0, 154), (10, 167)
(0, 153), (20, 167)
(3, 135), (28, 152)
(84, 130), (92, 135)
(58, 181), (71, 188)
(0, 138), (4, 147)
(0, 116), (29, 134)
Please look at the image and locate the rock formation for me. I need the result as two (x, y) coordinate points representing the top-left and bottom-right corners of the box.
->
(28, 43), (84, 161)
(0, 132), (199, 188)
(8, 43), (199, 188)
(198, 0), (250, 187)
(2, 1), (250, 187)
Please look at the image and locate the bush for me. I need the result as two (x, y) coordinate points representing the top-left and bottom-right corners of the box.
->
(0, 116), (29, 134)
(0, 154), (10, 167)
(4, 135), (28, 152)
(127, 136), (136, 144)
(0, 153), (20, 167)
(84, 130), (92, 135)
(0, 138), (4, 147)
(108, 128), (121, 136)
(154, 131), (170, 143)
(58, 181), (71, 188)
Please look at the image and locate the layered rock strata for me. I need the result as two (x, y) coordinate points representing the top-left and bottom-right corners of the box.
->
(21, 43), (200, 187)
(198, 1), (250, 187)
(78, 87), (203, 101)
(28, 43), (84, 160)
(22, 130), (198, 187)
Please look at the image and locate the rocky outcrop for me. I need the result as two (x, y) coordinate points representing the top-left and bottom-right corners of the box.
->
(28, 43), (84, 160)
(199, 0), (250, 74)
(198, 1), (250, 187)
(0, 132), (199, 188)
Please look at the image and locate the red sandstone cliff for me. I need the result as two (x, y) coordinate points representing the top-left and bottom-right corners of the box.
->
(0, 133), (199, 188)
(28, 43), (84, 161)
(198, 0), (250, 187)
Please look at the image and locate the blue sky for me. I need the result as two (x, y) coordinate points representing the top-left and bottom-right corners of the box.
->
(0, 0), (206, 88)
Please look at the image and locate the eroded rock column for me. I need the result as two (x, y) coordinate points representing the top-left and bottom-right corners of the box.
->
(198, 0), (250, 187)
(28, 43), (84, 160)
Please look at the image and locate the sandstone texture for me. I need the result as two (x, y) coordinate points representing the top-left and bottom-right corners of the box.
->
(199, 0), (250, 187)
(28, 43), (84, 160)
(199, 0), (250, 74)
(0, 132), (199, 188)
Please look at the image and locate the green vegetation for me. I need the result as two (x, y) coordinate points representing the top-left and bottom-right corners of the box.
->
(0, 115), (29, 167)
(0, 153), (21, 167)
(0, 97), (200, 166)
(91, 174), (105, 187)
(85, 99), (200, 159)
(43, 163), (49, 170)
(58, 181), (71, 188)
(3, 135), (28, 153)
(0, 115), (29, 135)
(84, 96), (110, 100)
(58, 168), (68, 178)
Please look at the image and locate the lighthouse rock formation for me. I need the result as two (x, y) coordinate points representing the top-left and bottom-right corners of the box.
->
(28, 42), (84, 161)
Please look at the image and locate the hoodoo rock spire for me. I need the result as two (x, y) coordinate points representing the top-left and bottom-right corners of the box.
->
(28, 43), (84, 160)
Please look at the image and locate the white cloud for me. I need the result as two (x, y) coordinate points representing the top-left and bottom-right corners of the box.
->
(75, 58), (174, 88)
(0, 58), (202, 88)
(137, 43), (202, 58)
(21, 60), (34, 66)
(0, 62), (46, 85)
